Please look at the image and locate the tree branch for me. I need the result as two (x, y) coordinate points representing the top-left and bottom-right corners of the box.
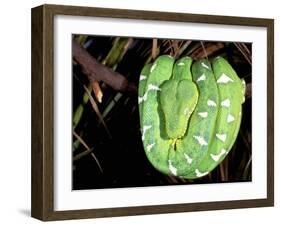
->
(73, 40), (251, 99)
(246, 83), (252, 99)
(72, 41), (137, 93)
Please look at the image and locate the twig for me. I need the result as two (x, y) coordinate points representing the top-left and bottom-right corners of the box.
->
(175, 40), (192, 58)
(191, 43), (224, 59)
(83, 85), (112, 138)
(219, 163), (226, 181)
(92, 81), (103, 103)
(90, 153), (103, 173)
(246, 83), (252, 99)
(200, 41), (208, 60)
(73, 40), (252, 99)
(152, 39), (158, 60)
(242, 155), (252, 179)
(73, 131), (90, 150)
(73, 148), (93, 161)
(73, 41), (137, 93)
(73, 131), (103, 173)
(234, 43), (252, 65)
(241, 43), (251, 55)
(172, 40), (179, 57)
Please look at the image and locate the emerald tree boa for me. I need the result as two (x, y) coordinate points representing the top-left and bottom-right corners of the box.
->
(138, 55), (245, 179)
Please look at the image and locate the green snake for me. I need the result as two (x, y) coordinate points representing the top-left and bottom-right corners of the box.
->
(138, 55), (245, 179)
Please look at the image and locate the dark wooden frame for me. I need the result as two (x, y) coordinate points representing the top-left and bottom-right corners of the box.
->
(31, 4), (274, 221)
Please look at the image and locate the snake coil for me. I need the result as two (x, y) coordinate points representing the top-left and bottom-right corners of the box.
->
(138, 55), (245, 179)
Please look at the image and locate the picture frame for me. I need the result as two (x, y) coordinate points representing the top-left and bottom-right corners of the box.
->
(31, 4), (274, 221)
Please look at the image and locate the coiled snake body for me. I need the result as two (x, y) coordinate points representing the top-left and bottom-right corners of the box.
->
(138, 56), (245, 179)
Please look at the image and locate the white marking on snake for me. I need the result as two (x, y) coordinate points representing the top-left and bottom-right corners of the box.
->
(138, 96), (144, 104)
(184, 153), (193, 164)
(178, 62), (185, 66)
(239, 111), (242, 116)
(167, 55), (173, 58)
(193, 135), (208, 146)
(198, 112), (208, 118)
(150, 63), (157, 72)
(184, 108), (189, 115)
(168, 160), (177, 176)
(138, 92), (147, 104)
(227, 114), (235, 123)
(210, 149), (227, 162)
(216, 133), (227, 142)
(201, 62), (210, 69)
(142, 125), (152, 141)
(195, 169), (208, 177)
(207, 100), (217, 107)
(217, 73), (234, 84)
(197, 73), (206, 82)
(147, 84), (161, 91)
(221, 98), (230, 107)
(138, 84), (161, 104)
(146, 143), (155, 152)
(139, 75), (147, 81)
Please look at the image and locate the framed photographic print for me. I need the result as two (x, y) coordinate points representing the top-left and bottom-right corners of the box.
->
(31, 4), (274, 221)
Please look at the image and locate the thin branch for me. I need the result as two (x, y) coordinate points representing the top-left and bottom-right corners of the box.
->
(73, 131), (90, 150)
(175, 40), (192, 58)
(90, 153), (104, 173)
(73, 131), (103, 173)
(191, 42), (224, 59)
(73, 148), (93, 161)
(234, 43), (252, 65)
(73, 40), (252, 99)
(246, 83), (252, 99)
(152, 39), (158, 60)
(200, 41), (208, 60)
(83, 85), (112, 138)
(92, 81), (103, 103)
(219, 163), (226, 181)
(242, 155), (252, 179)
(73, 40), (137, 93)
(241, 43), (251, 55)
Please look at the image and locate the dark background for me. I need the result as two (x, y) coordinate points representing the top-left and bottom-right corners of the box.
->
(72, 35), (252, 190)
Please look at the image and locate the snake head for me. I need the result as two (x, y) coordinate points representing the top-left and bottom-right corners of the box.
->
(159, 79), (198, 139)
